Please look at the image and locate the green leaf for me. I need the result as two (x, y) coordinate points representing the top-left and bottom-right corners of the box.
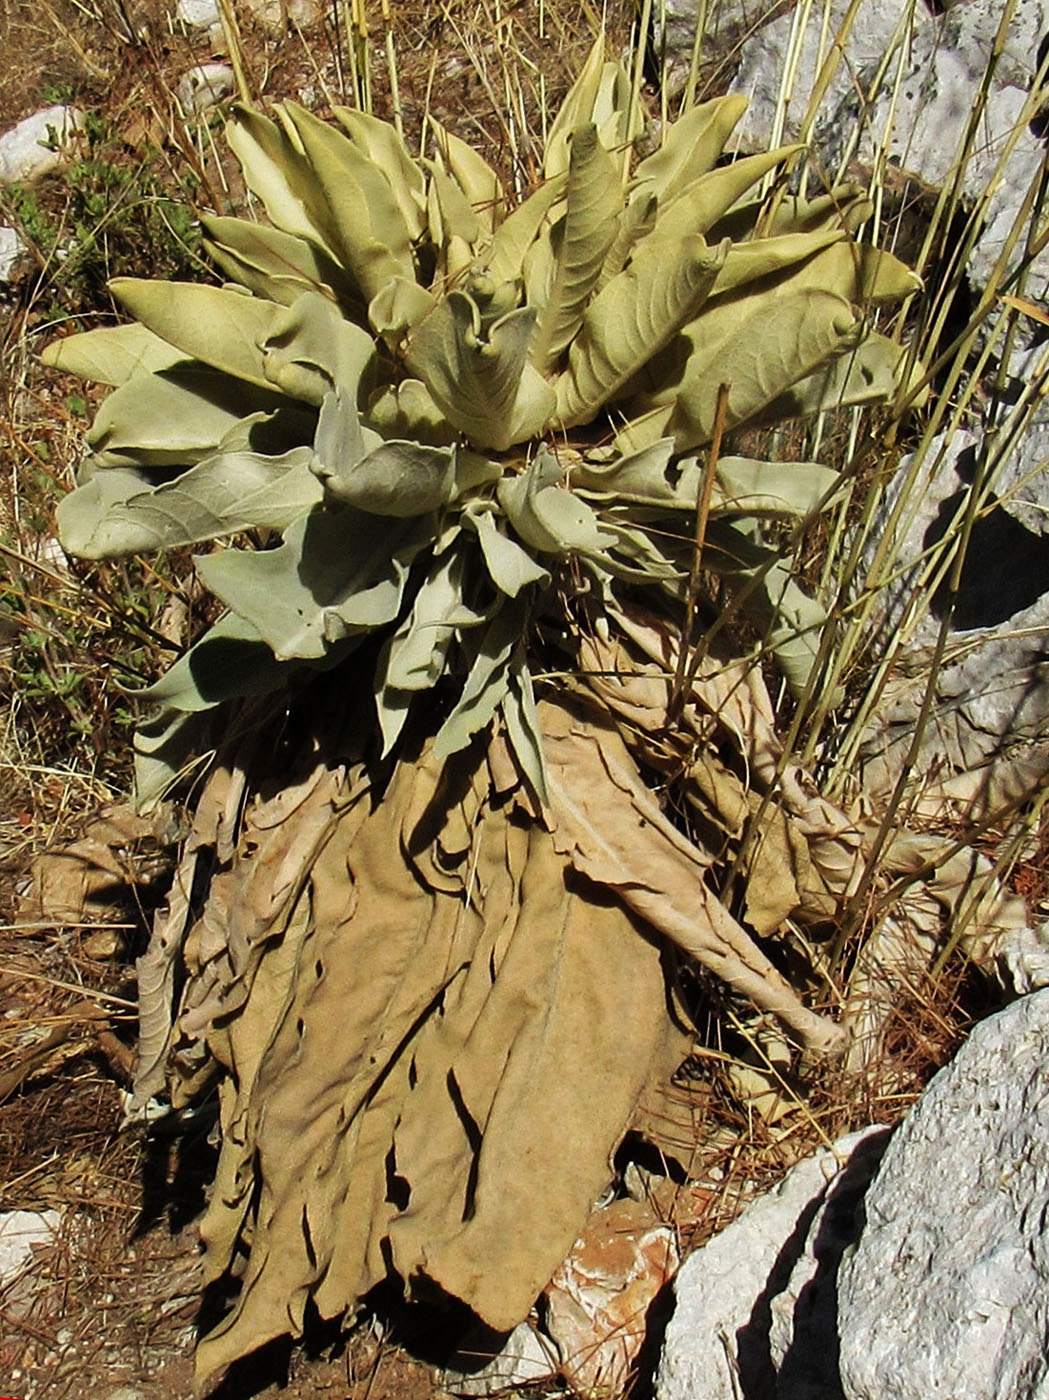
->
(468, 508), (551, 597)
(40, 323), (186, 386)
(383, 536), (489, 694)
(711, 229), (845, 298)
(497, 449), (613, 556)
(651, 146), (802, 242)
(755, 332), (912, 422)
(196, 508), (429, 660)
(555, 235), (727, 426)
(110, 280), (279, 390)
(430, 120), (506, 234)
(281, 101), (416, 302)
(531, 124), (624, 374)
(598, 191), (656, 288)
(201, 215), (358, 309)
(85, 368), (288, 468)
(332, 106), (427, 240)
(406, 292), (555, 451)
(712, 457), (842, 517)
(364, 378), (457, 447)
(225, 105), (335, 255)
(631, 94), (749, 205)
(368, 277), (438, 347)
(135, 610), (299, 712)
(262, 291), (376, 404)
(433, 603), (523, 759)
(502, 655), (548, 804)
(543, 36), (608, 179)
(57, 446), (321, 557)
(481, 173), (567, 285)
(644, 288), (861, 451)
(313, 386), (456, 516)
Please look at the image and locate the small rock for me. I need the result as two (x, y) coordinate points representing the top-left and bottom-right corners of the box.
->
(0, 224), (26, 283)
(442, 1321), (558, 1396)
(838, 989), (1049, 1400)
(105, 1388), (146, 1400)
(241, 0), (323, 29)
(546, 1197), (679, 1397)
(174, 0), (221, 27)
(0, 1210), (61, 1284)
(0, 106), (85, 184)
(177, 63), (236, 114)
(656, 1128), (888, 1400)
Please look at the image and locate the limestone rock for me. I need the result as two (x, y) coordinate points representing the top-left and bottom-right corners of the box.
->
(441, 1322), (558, 1397)
(0, 1210), (60, 1285)
(837, 989), (1049, 1400)
(174, 0), (221, 29)
(0, 224), (26, 284)
(177, 63), (236, 114)
(857, 410), (1049, 820)
(656, 1128), (888, 1400)
(0, 107), (85, 184)
(726, 0), (1049, 296)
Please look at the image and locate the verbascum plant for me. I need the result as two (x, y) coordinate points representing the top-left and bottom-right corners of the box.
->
(45, 42), (924, 1387)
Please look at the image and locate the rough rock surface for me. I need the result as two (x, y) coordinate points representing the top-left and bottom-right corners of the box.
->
(0, 1210), (60, 1285)
(0, 224), (26, 284)
(656, 1128), (889, 1400)
(837, 989), (1049, 1400)
(857, 403), (1049, 818)
(724, 0), (1049, 296)
(177, 63), (236, 114)
(0, 106), (85, 184)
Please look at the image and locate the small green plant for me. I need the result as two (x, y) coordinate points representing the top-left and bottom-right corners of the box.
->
(4, 110), (202, 317)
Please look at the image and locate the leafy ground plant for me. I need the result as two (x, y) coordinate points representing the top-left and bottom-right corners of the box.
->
(42, 37), (940, 1388)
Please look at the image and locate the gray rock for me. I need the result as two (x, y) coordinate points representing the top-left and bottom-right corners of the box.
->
(175, 0), (221, 28)
(0, 106), (85, 184)
(0, 224), (26, 283)
(654, 0), (778, 92)
(656, 1128), (889, 1400)
(727, 0), (1049, 296)
(177, 63), (236, 114)
(857, 404), (1049, 819)
(0, 1210), (61, 1283)
(837, 989), (1049, 1400)
(441, 1321), (558, 1396)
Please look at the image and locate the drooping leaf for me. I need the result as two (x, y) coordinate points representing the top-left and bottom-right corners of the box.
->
(85, 368), (291, 468)
(756, 332), (915, 422)
(261, 291), (376, 403)
(432, 604), (523, 759)
(498, 449), (614, 557)
(57, 446), (321, 557)
(40, 322), (187, 385)
(468, 508), (551, 596)
(502, 655), (549, 804)
(196, 508), (429, 660)
(647, 288), (861, 451)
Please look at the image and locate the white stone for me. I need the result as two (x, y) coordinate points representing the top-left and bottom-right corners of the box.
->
(655, 1127), (888, 1400)
(441, 1321), (558, 1396)
(0, 223), (25, 282)
(175, 0), (221, 27)
(726, 0), (1049, 296)
(241, 0), (323, 30)
(177, 63), (236, 114)
(838, 989), (1049, 1400)
(0, 106), (85, 184)
(0, 1209), (61, 1283)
